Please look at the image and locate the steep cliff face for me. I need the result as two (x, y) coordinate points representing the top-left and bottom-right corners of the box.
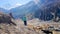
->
(34, 0), (60, 21)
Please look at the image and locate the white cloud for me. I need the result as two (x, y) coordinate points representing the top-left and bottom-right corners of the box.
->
(1, 3), (22, 10)
(15, 3), (22, 6)
(8, 3), (22, 10)
(33, 0), (39, 4)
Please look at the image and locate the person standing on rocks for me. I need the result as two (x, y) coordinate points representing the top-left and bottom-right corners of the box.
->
(22, 16), (27, 26)
(9, 12), (14, 18)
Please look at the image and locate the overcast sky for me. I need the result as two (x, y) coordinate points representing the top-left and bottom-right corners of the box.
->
(0, 0), (32, 9)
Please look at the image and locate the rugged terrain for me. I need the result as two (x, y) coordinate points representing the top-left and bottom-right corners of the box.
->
(0, 18), (60, 34)
(0, 12), (60, 34)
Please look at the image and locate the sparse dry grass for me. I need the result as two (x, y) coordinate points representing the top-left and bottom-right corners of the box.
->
(0, 18), (60, 34)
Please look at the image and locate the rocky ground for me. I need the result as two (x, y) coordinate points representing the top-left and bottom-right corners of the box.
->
(0, 13), (60, 34)
(0, 19), (45, 34)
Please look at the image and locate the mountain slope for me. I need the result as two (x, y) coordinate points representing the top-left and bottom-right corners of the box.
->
(0, 0), (60, 21)
(34, 0), (60, 21)
(9, 1), (39, 18)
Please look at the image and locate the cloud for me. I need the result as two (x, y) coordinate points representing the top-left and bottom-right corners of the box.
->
(0, 3), (22, 10)
(8, 3), (22, 10)
(33, 0), (39, 4)
(15, 3), (22, 6)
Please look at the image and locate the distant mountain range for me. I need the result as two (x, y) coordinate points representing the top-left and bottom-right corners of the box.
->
(9, 1), (39, 18)
(0, 8), (9, 13)
(0, 1), (39, 19)
(0, 0), (60, 21)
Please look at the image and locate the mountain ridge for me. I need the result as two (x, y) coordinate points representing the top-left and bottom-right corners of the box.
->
(0, 0), (60, 21)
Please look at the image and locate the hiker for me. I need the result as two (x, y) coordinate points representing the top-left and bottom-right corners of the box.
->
(9, 12), (14, 18)
(22, 16), (27, 26)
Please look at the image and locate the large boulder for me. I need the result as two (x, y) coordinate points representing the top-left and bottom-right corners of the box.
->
(0, 12), (16, 26)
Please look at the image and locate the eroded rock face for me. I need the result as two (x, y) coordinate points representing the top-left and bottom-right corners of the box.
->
(0, 12), (16, 26)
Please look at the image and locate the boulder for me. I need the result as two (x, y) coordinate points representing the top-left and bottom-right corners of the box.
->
(0, 12), (16, 26)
